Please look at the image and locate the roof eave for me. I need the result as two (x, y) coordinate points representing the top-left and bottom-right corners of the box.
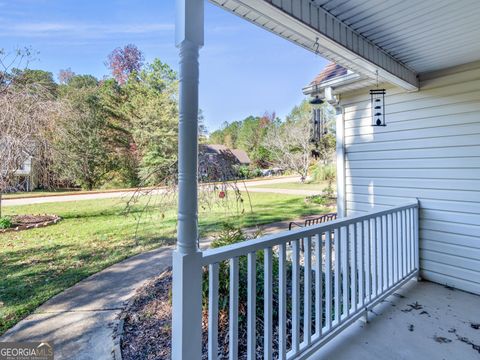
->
(302, 72), (363, 96)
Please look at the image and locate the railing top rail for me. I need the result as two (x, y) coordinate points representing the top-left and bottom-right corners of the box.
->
(201, 200), (418, 265)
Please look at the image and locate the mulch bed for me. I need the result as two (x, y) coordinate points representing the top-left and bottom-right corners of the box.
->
(121, 266), (315, 360)
(0, 214), (61, 233)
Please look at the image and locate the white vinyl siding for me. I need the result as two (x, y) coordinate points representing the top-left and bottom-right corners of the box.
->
(340, 62), (480, 295)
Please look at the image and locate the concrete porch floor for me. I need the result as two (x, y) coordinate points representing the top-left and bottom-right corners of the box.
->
(310, 280), (480, 360)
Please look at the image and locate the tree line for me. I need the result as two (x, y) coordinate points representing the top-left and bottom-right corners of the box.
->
(1, 44), (336, 202)
(209, 100), (336, 180)
(0, 44), (179, 195)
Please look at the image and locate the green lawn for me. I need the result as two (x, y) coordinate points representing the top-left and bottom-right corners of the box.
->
(252, 181), (334, 191)
(0, 192), (331, 335)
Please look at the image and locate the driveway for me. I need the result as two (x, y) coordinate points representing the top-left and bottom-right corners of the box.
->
(2, 176), (305, 207)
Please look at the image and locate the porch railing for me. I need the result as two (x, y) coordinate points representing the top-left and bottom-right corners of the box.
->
(198, 201), (419, 359)
(288, 212), (338, 230)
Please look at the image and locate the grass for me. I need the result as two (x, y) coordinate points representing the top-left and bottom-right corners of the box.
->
(252, 181), (334, 191)
(0, 191), (332, 335)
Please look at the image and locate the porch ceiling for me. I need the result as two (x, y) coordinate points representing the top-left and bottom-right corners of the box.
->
(313, 0), (480, 73)
(209, 0), (480, 90)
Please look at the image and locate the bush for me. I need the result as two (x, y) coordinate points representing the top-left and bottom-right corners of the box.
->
(310, 163), (336, 183)
(236, 165), (251, 179)
(236, 165), (263, 180)
(201, 223), (330, 357)
(0, 216), (12, 229)
(305, 194), (330, 206)
(202, 223), (268, 312)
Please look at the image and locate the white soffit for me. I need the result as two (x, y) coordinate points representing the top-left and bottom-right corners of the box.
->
(209, 0), (419, 91)
(210, 0), (480, 90)
(315, 0), (480, 73)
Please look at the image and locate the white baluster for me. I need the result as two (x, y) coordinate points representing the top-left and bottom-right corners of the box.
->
(304, 236), (312, 346)
(292, 239), (300, 353)
(358, 221), (364, 308)
(247, 252), (256, 360)
(279, 244), (287, 360)
(315, 233), (323, 337)
(325, 230), (332, 332)
(371, 218), (377, 298)
(208, 263), (219, 360)
(229, 257), (239, 360)
(365, 219), (371, 303)
(264, 248), (273, 360)
(351, 223), (357, 313)
(334, 228), (341, 324)
(342, 226), (349, 320)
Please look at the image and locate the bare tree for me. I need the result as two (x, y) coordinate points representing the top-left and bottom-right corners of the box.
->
(263, 103), (312, 182)
(0, 47), (36, 94)
(58, 68), (76, 84)
(0, 85), (60, 217)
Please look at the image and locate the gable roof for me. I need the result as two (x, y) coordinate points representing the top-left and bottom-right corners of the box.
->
(201, 144), (251, 165)
(230, 149), (251, 165)
(310, 63), (348, 86)
(303, 63), (373, 99)
(203, 144), (229, 153)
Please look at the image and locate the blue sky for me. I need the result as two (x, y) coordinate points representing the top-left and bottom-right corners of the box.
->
(0, 0), (328, 131)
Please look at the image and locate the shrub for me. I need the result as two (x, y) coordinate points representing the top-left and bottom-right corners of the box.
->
(201, 223), (329, 357)
(202, 223), (268, 313)
(236, 166), (263, 180)
(236, 165), (251, 179)
(310, 164), (336, 183)
(322, 185), (335, 199)
(305, 194), (330, 206)
(0, 216), (12, 229)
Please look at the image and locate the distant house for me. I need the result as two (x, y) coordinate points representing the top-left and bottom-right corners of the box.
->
(0, 139), (38, 192)
(13, 154), (37, 191)
(230, 149), (251, 166)
(200, 144), (251, 165)
(198, 144), (251, 181)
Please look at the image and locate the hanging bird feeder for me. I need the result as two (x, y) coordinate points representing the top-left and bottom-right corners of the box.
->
(309, 95), (327, 160)
(310, 96), (325, 144)
(370, 70), (386, 127)
(370, 89), (386, 126)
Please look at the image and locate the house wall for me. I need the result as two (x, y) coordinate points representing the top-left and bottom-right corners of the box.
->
(339, 61), (480, 295)
(14, 157), (32, 176)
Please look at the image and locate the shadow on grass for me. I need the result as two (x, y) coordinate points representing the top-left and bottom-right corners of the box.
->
(0, 193), (330, 336)
(0, 234), (176, 335)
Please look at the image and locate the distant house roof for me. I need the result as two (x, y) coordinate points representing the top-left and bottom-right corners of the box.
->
(303, 62), (371, 99)
(230, 149), (251, 165)
(310, 63), (348, 86)
(201, 144), (251, 165)
(204, 144), (229, 153)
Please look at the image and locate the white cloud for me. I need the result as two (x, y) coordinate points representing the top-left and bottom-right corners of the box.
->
(0, 21), (174, 38)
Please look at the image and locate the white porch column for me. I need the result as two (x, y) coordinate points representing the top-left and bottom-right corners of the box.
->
(172, 0), (204, 359)
(336, 106), (346, 218)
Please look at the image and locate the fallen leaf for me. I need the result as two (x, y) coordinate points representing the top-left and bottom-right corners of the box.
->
(434, 336), (452, 344)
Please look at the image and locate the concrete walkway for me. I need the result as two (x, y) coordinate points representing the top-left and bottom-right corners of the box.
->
(0, 219), (300, 360)
(243, 187), (320, 196)
(3, 176), (302, 207)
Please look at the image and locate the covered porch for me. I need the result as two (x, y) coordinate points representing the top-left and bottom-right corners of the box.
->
(312, 280), (480, 359)
(174, 0), (480, 359)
